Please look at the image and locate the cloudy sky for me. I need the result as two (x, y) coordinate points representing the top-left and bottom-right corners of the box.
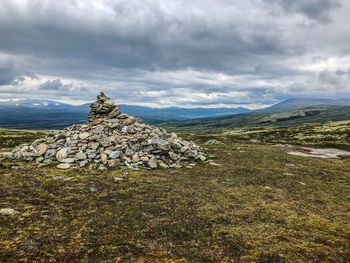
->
(0, 0), (349, 108)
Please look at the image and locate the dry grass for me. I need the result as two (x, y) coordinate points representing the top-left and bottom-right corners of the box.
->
(0, 131), (349, 262)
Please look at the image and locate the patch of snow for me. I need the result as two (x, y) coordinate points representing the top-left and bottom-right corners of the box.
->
(288, 147), (350, 159)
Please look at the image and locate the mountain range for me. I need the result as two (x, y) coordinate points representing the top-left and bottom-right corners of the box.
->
(0, 99), (249, 129)
(1, 97), (350, 130)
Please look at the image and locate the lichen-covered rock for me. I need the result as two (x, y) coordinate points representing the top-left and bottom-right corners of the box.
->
(11, 92), (206, 169)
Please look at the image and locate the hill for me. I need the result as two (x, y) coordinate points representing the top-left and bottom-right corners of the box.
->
(0, 99), (250, 129)
(260, 98), (350, 113)
(164, 105), (350, 134)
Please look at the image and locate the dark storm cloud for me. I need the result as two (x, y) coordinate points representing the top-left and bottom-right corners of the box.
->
(0, 0), (299, 77)
(39, 79), (68, 91)
(0, 63), (18, 86)
(0, 0), (349, 107)
(0, 61), (38, 86)
(267, 0), (341, 23)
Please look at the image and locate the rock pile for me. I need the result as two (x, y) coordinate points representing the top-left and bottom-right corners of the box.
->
(10, 92), (206, 169)
(88, 92), (121, 122)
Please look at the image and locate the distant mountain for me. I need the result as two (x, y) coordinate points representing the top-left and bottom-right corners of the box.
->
(0, 99), (74, 109)
(119, 104), (249, 121)
(164, 104), (350, 133)
(261, 98), (350, 113)
(0, 99), (250, 129)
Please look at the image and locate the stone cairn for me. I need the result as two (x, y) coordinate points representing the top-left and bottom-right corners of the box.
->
(10, 92), (206, 170)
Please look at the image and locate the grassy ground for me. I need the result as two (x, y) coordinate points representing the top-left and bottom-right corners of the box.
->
(222, 120), (350, 151)
(169, 120), (350, 151)
(0, 132), (349, 262)
(0, 129), (46, 149)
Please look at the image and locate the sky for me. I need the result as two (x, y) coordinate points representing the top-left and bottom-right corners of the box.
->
(0, 0), (349, 109)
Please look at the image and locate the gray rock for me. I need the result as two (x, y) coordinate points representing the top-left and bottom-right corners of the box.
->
(88, 152), (97, 159)
(61, 158), (75, 163)
(90, 142), (100, 150)
(180, 147), (189, 153)
(100, 153), (108, 164)
(147, 158), (158, 169)
(109, 150), (122, 159)
(98, 136), (111, 147)
(79, 160), (89, 167)
(121, 126), (129, 134)
(118, 113), (129, 119)
(79, 132), (91, 140)
(36, 156), (45, 163)
(196, 155), (206, 161)
(98, 164), (107, 171)
(45, 149), (56, 159)
(113, 177), (124, 182)
(109, 122), (120, 129)
(36, 143), (48, 156)
(76, 152), (87, 160)
(205, 139), (223, 145)
(0, 208), (19, 216)
(56, 148), (69, 162)
(57, 163), (71, 169)
(92, 125), (104, 135)
(104, 99), (115, 106)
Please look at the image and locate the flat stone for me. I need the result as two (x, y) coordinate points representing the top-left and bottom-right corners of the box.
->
(104, 99), (115, 106)
(61, 158), (75, 163)
(101, 153), (108, 164)
(57, 163), (71, 169)
(209, 162), (222, 167)
(109, 122), (120, 129)
(79, 160), (89, 167)
(109, 150), (122, 159)
(113, 177), (124, 182)
(79, 132), (91, 140)
(36, 156), (44, 163)
(180, 147), (189, 153)
(147, 158), (158, 169)
(98, 164), (107, 171)
(76, 152), (87, 160)
(0, 152), (13, 157)
(121, 126), (129, 134)
(45, 149), (56, 159)
(36, 143), (48, 156)
(196, 155), (206, 161)
(118, 113), (129, 119)
(90, 142), (100, 150)
(159, 162), (169, 168)
(0, 208), (19, 216)
(98, 136), (111, 147)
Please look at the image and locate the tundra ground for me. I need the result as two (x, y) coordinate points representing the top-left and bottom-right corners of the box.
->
(0, 131), (349, 262)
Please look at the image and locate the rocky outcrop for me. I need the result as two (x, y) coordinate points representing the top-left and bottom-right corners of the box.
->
(10, 92), (206, 169)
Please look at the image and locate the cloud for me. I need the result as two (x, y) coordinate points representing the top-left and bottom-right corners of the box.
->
(0, 0), (349, 107)
(0, 60), (38, 86)
(266, 0), (341, 23)
(39, 79), (68, 91)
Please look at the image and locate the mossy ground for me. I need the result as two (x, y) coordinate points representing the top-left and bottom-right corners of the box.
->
(0, 131), (350, 262)
(0, 129), (46, 149)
